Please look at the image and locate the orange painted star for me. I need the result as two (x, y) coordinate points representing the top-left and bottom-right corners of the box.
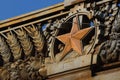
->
(56, 16), (94, 61)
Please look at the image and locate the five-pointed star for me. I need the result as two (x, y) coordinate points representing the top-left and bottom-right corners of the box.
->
(56, 17), (93, 60)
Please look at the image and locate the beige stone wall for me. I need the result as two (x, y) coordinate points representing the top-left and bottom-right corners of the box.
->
(47, 67), (120, 80)
(64, 0), (84, 7)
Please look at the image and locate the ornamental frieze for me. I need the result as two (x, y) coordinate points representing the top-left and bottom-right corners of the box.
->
(0, 0), (119, 80)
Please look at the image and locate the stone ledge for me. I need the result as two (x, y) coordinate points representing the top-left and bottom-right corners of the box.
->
(64, 0), (84, 7)
(93, 67), (120, 80)
(46, 54), (97, 75)
(47, 66), (120, 80)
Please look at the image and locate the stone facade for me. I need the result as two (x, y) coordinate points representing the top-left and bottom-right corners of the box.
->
(0, 0), (120, 80)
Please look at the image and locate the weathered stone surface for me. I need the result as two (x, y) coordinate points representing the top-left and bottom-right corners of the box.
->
(46, 54), (97, 75)
(0, 0), (119, 80)
(64, 0), (84, 7)
(47, 67), (120, 80)
(48, 70), (92, 80)
(93, 68), (120, 80)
